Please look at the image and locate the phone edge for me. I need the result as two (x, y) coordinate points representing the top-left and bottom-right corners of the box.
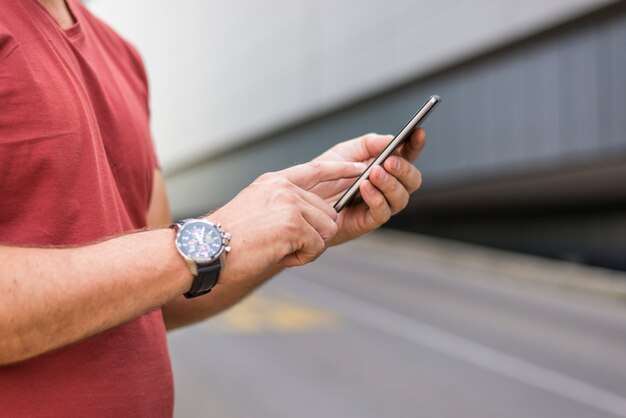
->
(333, 95), (441, 212)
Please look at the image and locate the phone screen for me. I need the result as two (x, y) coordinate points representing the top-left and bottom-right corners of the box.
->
(333, 95), (441, 212)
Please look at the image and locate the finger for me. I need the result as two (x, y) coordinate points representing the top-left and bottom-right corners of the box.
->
(280, 221), (327, 267)
(369, 165), (409, 214)
(309, 177), (357, 201)
(280, 253), (301, 267)
(299, 201), (339, 242)
(360, 133), (395, 160)
(296, 188), (339, 222)
(359, 179), (392, 225)
(282, 161), (366, 190)
(399, 128), (426, 162)
(383, 156), (423, 193)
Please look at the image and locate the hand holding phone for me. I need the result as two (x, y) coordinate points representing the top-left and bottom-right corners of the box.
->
(333, 95), (441, 212)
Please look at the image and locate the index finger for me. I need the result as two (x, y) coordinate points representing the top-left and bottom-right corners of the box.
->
(282, 161), (366, 191)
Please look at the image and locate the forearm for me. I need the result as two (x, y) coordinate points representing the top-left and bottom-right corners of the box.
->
(0, 228), (191, 365)
(162, 265), (283, 330)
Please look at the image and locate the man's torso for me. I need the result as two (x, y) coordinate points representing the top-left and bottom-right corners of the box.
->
(0, 1), (173, 416)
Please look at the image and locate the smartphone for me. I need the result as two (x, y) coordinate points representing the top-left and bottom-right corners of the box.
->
(333, 95), (441, 212)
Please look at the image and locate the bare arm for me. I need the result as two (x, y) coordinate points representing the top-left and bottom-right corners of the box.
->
(1, 162), (360, 363)
(0, 228), (192, 365)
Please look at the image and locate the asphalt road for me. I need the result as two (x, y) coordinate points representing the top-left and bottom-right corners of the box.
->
(168, 231), (626, 418)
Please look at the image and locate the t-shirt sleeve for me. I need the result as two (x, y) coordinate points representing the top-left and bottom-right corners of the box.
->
(122, 41), (162, 170)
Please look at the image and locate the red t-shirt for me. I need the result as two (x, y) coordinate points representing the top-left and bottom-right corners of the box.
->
(0, 0), (173, 416)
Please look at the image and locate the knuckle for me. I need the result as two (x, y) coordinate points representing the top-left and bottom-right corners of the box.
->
(390, 187), (409, 210)
(286, 209), (303, 225)
(304, 161), (322, 183)
(397, 192), (410, 211)
(278, 192), (299, 206)
(301, 253), (316, 265)
(301, 237), (325, 264)
(313, 236), (327, 257)
(274, 176), (292, 188)
(413, 169), (423, 192)
(267, 177), (293, 195)
(323, 220), (339, 240)
(327, 206), (338, 222)
(307, 160), (321, 170)
(329, 220), (339, 236)
(380, 208), (392, 224)
(398, 159), (412, 175)
(255, 171), (275, 183)
(374, 195), (388, 212)
(279, 211), (302, 237)
(372, 196), (391, 223)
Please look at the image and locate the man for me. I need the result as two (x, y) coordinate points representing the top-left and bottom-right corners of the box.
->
(0, 0), (425, 416)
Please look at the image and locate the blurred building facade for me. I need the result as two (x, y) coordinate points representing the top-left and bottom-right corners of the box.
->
(90, 0), (626, 269)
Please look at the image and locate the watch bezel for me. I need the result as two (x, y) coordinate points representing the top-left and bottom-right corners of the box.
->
(174, 219), (228, 265)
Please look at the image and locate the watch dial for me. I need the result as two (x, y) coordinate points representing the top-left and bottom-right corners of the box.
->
(177, 221), (223, 262)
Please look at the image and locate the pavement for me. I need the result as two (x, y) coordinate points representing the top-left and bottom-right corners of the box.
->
(168, 230), (626, 418)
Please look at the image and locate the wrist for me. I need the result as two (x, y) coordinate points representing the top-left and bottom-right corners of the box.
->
(160, 228), (196, 295)
(170, 218), (231, 298)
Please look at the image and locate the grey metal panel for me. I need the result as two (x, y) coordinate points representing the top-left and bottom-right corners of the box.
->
(595, 16), (613, 153)
(608, 11), (626, 150)
(490, 52), (527, 169)
(463, 60), (496, 174)
(522, 36), (562, 163)
(557, 24), (602, 159)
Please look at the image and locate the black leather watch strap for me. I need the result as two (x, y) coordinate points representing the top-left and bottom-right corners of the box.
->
(170, 219), (224, 299)
(184, 262), (221, 299)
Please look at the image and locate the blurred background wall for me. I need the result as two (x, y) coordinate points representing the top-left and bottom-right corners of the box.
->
(88, 0), (626, 270)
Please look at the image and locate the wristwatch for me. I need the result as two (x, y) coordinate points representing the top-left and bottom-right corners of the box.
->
(170, 218), (231, 298)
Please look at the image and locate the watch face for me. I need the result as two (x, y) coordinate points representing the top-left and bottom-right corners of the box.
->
(176, 220), (224, 263)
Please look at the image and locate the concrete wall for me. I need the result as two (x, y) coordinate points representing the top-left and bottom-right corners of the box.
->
(87, 0), (618, 170)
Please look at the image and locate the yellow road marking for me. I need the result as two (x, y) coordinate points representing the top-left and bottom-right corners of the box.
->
(205, 291), (340, 334)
